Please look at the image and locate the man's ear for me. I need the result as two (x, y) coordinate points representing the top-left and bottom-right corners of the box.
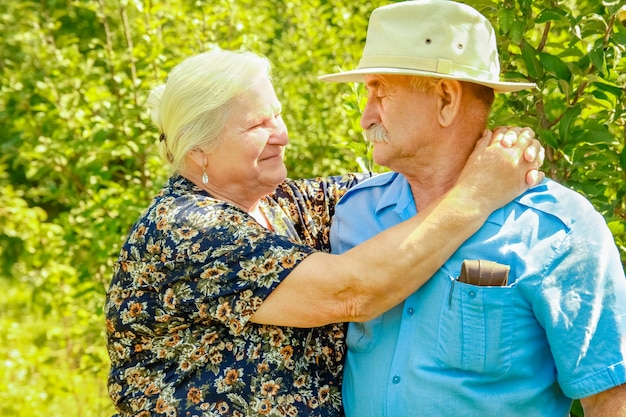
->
(435, 79), (463, 127)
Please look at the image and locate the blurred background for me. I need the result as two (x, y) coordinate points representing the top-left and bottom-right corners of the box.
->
(1, 0), (624, 415)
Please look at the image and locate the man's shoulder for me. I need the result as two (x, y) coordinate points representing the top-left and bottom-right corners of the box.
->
(521, 178), (593, 208)
(340, 171), (399, 197)
(517, 179), (604, 230)
(333, 172), (401, 213)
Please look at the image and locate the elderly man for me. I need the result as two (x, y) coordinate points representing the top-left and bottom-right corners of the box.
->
(321, 1), (626, 416)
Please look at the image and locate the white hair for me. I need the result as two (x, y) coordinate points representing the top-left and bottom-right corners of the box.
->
(147, 50), (272, 173)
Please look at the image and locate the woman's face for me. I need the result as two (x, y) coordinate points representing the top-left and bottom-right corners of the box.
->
(204, 75), (289, 206)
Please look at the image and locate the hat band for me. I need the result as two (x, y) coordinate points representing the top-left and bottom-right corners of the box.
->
(358, 55), (494, 81)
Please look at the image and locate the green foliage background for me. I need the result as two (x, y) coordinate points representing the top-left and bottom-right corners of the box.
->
(0, 0), (624, 415)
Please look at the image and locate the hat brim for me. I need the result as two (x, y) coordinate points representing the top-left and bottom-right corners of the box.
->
(319, 67), (536, 93)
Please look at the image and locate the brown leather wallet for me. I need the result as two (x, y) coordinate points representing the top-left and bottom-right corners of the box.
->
(457, 259), (510, 287)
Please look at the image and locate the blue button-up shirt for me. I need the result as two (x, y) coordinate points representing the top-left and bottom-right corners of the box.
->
(330, 172), (626, 417)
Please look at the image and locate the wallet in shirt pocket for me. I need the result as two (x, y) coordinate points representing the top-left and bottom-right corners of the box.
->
(457, 259), (510, 286)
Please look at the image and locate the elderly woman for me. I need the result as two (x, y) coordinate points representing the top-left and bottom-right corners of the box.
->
(105, 49), (542, 416)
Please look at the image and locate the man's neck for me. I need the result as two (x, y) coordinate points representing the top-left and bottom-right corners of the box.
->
(402, 151), (469, 211)
(406, 175), (458, 211)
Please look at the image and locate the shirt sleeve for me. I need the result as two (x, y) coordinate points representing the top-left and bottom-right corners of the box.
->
(112, 194), (317, 336)
(533, 204), (626, 399)
(270, 173), (372, 250)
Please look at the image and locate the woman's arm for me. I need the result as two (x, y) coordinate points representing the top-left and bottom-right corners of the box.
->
(250, 128), (544, 327)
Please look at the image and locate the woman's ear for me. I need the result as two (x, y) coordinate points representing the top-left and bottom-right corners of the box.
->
(186, 148), (205, 169)
(435, 79), (463, 127)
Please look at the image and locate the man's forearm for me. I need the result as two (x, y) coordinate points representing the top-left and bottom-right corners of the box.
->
(580, 384), (626, 417)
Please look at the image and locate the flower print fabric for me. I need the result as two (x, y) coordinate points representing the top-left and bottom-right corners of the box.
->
(105, 173), (366, 417)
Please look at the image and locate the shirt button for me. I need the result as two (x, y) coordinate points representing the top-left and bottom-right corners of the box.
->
(392, 375), (401, 384)
(407, 307), (414, 316)
(469, 291), (476, 298)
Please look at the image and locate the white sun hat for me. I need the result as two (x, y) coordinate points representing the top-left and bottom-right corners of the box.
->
(319, 0), (536, 93)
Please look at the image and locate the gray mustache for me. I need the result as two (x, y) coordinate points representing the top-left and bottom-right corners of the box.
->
(364, 123), (389, 143)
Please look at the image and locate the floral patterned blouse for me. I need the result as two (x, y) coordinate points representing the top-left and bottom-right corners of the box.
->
(105, 173), (367, 417)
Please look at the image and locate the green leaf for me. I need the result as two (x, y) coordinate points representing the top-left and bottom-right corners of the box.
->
(509, 20), (526, 44)
(538, 52), (572, 80)
(613, 32), (626, 46)
(497, 8), (515, 35)
(591, 80), (623, 98)
(521, 41), (542, 79)
(588, 46), (607, 73)
(558, 105), (582, 142)
(535, 9), (567, 24)
(537, 129), (559, 149)
(582, 130), (619, 145)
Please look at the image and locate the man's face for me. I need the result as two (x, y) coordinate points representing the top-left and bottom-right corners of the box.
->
(360, 74), (438, 171)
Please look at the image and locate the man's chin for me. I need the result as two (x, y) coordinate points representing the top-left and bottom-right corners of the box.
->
(371, 146), (388, 167)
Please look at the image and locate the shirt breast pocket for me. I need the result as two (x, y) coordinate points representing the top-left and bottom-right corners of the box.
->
(435, 280), (515, 376)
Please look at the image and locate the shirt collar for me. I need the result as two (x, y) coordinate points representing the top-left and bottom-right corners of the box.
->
(375, 172), (508, 226)
(375, 173), (417, 220)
